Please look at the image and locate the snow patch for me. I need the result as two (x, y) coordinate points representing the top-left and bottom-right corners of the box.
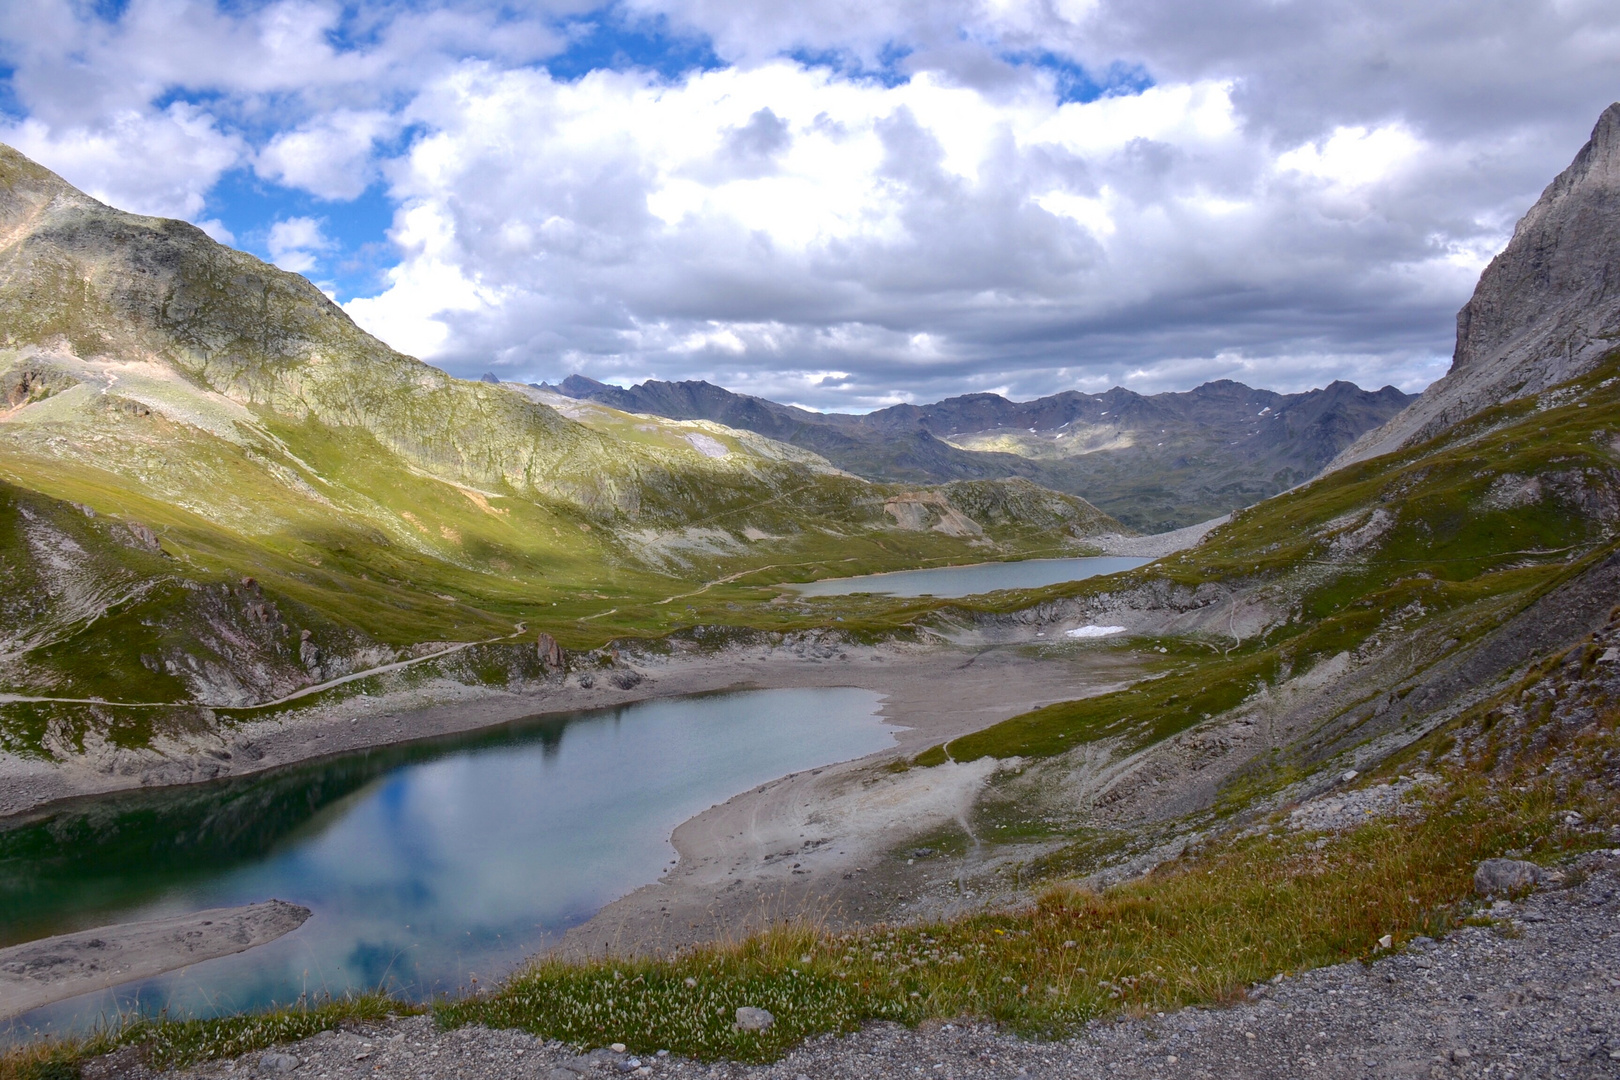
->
(1066, 624), (1127, 638)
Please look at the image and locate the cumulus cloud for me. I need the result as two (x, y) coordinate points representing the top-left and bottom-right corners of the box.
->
(2, 0), (1619, 408)
(267, 216), (335, 274)
(257, 111), (399, 201)
(1, 104), (244, 219)
(338, 60), (1489, 404)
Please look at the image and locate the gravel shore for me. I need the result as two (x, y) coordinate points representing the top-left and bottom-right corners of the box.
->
(140, 856), (1620, 1080)
(0, 902), (310, 1021)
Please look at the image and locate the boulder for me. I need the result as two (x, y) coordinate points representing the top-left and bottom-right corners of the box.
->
(125, 521), (162, 552)
(1474, 858), (1543, 897)
(734, 1006), (775, 1032)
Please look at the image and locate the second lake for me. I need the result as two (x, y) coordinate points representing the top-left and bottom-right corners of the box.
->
(788, 556), (1151, 598)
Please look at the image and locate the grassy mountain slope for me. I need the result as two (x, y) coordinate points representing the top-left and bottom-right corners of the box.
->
(892, 105), (1620, 876)
(934, 355), (1619, 768)
(0, 144), (1121, 728)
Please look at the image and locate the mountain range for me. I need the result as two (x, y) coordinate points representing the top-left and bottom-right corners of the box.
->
(5, 93), (1620, 1073)
(543, 374), (1412, 532)
(6, 97), (1620, 837)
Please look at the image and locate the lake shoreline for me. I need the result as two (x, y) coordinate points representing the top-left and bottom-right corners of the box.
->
(0, 637), (1142, 1004)
(0, 902), (312, 1022)
(547, 641), (1143, 961)
(0, 637), (1138, 826)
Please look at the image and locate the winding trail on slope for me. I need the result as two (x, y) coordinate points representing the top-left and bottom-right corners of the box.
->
(0, 631), (527, 711)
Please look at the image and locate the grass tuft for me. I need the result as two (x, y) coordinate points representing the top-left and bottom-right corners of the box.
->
(0, 994), (407, 1080)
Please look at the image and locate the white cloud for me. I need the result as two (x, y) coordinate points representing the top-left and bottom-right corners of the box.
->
(1, 104), (243, 219)
(267, 216), (335, 274)
(195, 218), (236, 243)
(257, 110), (399, 201)
(1276, 124), (1425, 189)
(344, 58), (1468, 404)
(343, 203), (497, 358)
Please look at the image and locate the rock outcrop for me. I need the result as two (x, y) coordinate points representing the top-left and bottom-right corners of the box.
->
(1336, 103), (1620, 468)
(536, 632), (564, 670)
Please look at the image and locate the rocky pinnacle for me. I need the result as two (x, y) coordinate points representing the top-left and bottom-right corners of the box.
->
(1334, 102), (1620, 469)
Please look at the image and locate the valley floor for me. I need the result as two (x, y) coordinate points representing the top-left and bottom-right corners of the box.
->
(145, 857), (1620, 1080)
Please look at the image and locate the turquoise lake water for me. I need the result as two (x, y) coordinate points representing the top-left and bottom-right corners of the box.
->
(2, 687), (897, 1034)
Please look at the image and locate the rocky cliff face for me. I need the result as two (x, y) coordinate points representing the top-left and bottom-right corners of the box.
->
(1336, 102), (1620, 467)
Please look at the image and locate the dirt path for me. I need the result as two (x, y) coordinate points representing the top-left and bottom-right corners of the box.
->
(0, 632), (526, 710)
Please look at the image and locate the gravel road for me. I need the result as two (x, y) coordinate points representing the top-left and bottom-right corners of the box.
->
(132, 854), (1620, 1080)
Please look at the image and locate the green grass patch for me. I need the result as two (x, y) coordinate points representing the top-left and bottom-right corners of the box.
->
(941, 647), (1282, 762)
(0, 994), (407, 1080)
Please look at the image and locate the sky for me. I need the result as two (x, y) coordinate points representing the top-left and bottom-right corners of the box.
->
(2, 2), (1618, 412)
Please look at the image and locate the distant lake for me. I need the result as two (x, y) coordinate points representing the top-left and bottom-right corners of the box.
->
(789, 556), (1152, 598)
(3, 688), (896, 1034)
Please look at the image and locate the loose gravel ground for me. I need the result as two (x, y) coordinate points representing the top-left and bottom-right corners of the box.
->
(137, 855), (1620, 1080)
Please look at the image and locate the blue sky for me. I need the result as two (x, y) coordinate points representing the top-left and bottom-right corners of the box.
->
(199, 170), (396, 298)
(2, 1), (1618, 409)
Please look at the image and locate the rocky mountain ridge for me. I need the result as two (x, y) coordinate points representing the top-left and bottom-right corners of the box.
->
(1336, 101), (1620, 467)
(545, 374), (1412, 530)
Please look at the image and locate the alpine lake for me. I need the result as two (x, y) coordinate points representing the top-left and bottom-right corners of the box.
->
(790, 556), (1150, 598)
(2, 689), (897, 1034)
(4, 556), (1151, 1034)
